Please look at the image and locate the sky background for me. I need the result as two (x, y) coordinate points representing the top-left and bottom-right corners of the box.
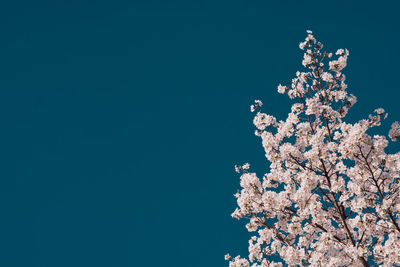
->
(0, 0), (399, 266)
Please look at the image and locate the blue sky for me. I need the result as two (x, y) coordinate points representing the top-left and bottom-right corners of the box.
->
(0, 0), (399, 266)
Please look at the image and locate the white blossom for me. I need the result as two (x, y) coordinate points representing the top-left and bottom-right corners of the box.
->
(251, 100), (263, 112)
(389, 121), (400, 141)
(277, 84), (286, 94)
(253, 112), (276, 131)
(227, 31), (400, 267)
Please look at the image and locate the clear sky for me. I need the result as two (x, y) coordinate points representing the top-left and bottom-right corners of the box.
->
(0, 0), (399, 266)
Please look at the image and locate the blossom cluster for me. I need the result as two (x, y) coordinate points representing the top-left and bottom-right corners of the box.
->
(227, 31), (400, 267)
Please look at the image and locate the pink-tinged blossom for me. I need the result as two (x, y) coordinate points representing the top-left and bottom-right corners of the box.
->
(235, 163), (250, 173)
(389, 121), (400, 141)
(253, 112), (276, 131)
(329, 50), (348, 72)
(251, 100), (263, 112)
(321, 72), (333, 82)
(227, 31), (400, 267)
(277, 84), (286, 94)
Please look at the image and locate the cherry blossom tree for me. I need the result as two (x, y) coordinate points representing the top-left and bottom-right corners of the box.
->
(226, 31), (400, 267)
